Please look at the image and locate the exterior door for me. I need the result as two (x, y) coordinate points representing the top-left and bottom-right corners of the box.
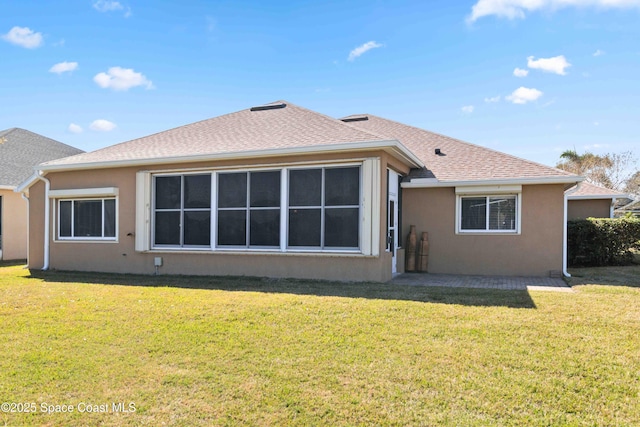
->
(387, 171), (399, 274)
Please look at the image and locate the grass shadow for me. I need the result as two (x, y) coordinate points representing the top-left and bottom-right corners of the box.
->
(567, 265), (640, 288)
(0, 259), (27, 268)
(26, 269), (537, 309)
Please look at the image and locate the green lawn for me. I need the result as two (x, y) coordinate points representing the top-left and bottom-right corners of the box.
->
(1, 263), (639, 426)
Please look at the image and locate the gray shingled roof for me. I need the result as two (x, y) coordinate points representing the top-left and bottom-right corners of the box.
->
(341, 114), (577, 182)
(0, 128), (83, 187)
(41, 102), (388, 168)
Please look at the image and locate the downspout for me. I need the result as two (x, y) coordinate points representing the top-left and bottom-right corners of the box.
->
(35, 171), (50, 270)
(21, 193), (30, 267)
(563, 182), (582, 278)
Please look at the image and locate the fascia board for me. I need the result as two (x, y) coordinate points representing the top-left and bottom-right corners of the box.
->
(0, 185), (16, 191)
(402, 176), (583, 188)
(36, 140), (424, 173)
(14, 172), (40, 193)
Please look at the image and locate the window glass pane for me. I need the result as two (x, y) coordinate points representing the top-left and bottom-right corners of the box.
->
(217, 210), (246, 246)
(250, 171), (280, 207)
(184, 174), (211, 209)
(325, 167), (360, 206)
(250, 209), (280, 246)
(104, 199), (116, 238)
(489, 197), (516, 230)
(74, 200), (102, 237)
(59, 201), (72, 237)
(288, 208), (321, 247)
(155, 211), (180, 245)
(218, 173), (247, 208)
(289, 169), (321, 206)
(155, 176), (181, 209)
(184, 211), (211, 246)
(461, 197), (487, 230)
(325, 208), (359, 248)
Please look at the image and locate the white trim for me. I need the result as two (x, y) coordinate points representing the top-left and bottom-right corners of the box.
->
(135, 172), (151, 251)
(404, 176), (582, 188)
(0, 185), (16, 191)
(55, 197), (118, 242)
(567, 194), (627, 200)
(49, 187), (118, 198)
(455, 184), (522, 195)
(36, 139), (423, 172)
(15, 172), (41, 193)
(279, 168), (287, 252)
(35, 173), (51, 270)
(563, 183), (582, 278)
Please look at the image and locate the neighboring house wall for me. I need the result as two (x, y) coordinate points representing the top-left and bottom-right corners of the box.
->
(402, 184), (565, 276)
(28, 151), (407, 282)
(568, 199), (611, 220)
(0, 189), (27, 260)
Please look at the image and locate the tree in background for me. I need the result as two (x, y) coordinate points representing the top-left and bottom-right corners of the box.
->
(557, 149), (638, 192)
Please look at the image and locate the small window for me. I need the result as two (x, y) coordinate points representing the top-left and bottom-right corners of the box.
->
(459, 195), (518, 232)
(58, 198), (117, 240)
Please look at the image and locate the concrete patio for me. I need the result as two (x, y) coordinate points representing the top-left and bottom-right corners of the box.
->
(390, 273), (573, 292)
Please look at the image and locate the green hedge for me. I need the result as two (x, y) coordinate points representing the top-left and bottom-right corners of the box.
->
(567, 217), (640, 266)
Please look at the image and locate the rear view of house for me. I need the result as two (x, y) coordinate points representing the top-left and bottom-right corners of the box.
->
(0, 128), (83, 260)
(19, 102), (582, 280)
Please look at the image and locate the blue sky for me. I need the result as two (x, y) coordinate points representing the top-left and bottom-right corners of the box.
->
(1, 0), (639, 167)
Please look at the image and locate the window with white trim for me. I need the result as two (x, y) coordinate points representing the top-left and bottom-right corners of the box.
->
(459, 195), (518, 232)
(58, 198), (117, 240)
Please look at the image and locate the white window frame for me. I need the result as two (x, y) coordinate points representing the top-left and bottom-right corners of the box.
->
(455, 185), (522, 235)
(56, 198), (118, 242)
(50, 187), (119, 242)
(151, 172), (213, 250)
(139, 158), (380, 255)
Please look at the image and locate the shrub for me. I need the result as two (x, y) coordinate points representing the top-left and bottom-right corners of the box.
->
(567, 217), (640, 266)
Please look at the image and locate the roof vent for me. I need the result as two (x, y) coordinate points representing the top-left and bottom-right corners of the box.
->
(250, 102), (287, 112)
(341, 115), (369, 123)
(435, 148), (441, 155)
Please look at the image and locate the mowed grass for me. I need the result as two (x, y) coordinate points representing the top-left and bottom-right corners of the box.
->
(1, 263), (639, 426)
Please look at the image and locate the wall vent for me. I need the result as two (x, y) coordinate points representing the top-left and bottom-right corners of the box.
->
(341, 115), (369, 123)
(250, 102), (287, 112)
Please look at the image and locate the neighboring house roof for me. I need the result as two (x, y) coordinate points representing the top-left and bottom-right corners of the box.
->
(27, 101), (579, 189)
(0, 128), (83, 188)
(566, 182), (629, 200)
(341, 114), (579, 185)
(39, 101), (420, 171)
(615, 199), (640, 213)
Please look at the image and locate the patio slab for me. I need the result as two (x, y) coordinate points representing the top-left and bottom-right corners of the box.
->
(390, 273), (573, 292)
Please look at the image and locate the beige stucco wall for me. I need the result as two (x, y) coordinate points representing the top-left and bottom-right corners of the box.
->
(568, 199), (611, 220)
(27, 151), (407, 282)
(0, 189), (28, 260)
(401, 184), (566, 276)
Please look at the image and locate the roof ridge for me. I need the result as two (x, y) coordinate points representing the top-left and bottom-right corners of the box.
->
(361, 113), (578, 177)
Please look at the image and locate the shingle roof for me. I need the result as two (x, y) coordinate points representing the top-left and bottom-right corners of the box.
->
(0, 128), (83, 187)
(341, 114), (577, 182)
(567, 182), (628, 199)
(42, 102), (388, 168)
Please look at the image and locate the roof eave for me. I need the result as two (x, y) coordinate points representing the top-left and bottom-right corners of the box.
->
(36, 140), (424, 173)
(0, 185), (17, 191)
(15, 172), (40, 194)
(402, 176), (583, 188)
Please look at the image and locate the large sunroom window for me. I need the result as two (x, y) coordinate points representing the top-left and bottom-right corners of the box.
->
(154, 174), (211, 247)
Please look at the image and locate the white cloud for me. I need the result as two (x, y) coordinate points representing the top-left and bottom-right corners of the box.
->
(593, 49), (605, 56)
(68, 123), (83, 134)
(484, 95), (501, 103)
(89, 119), (117, 132)
(461, 105), (475, 113)
(49, 61), (78, 74)
(1, 26), (43, 49)
(467, 0), (640, 23)
(348, 41), (383, 61)
(513, 67), (529, 77)
(93, 0), (123, 12)
(94, 67), (154, 91)
(506, 87), (543, 104)
(527, 55), (571, 75)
